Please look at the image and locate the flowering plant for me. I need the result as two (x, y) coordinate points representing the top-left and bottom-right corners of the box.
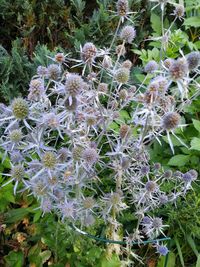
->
(0, 0), (200, 264)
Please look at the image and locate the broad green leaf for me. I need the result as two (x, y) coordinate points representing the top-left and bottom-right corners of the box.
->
(168, 154), (190, 167)
(190, 137), (200, 151)
(4, 251), (24, 267)
(184, 17), (200, 28)
(192, 119), (200, 132)
(186, 235), (199, 257)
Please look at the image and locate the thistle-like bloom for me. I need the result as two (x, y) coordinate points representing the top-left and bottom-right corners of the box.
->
(115, 67), (130, 84)
(28, 79), (45, 101)
(173, 4), (185, 20)
(162, 112), (180, 130)
(47, 64), (61, 80)
(169, 58), (188, 81)
(82, 147), (99, 166)
(186, 52), (200, 71)
(144, 60), (158, 74)
(65, 73), (84, 97)
(120, 26), (136, 44)
(81, 42), (97, 64)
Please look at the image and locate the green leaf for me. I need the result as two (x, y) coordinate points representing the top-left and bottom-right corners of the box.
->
(100, 254), (121, 267)
(168, 154), (190, 167)
(192, 119), (200, 132)
(156, 252), (175, 267)
(186, 235), (199, 257)
(175, 237), (184, 267)
(40, 250), (51, 264)
(196, 254), (200, 267)
(151, 13), (162, 35)
(5, 208), (30, 223)
(4, 251), (24, 267)
(190, 137), (200, 151)
(184, 16), (200, 28)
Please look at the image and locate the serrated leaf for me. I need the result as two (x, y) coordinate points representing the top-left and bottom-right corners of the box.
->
(190, 137), (200, 151)
(168, 155), (190, 167)
(150, 13), (162, 35)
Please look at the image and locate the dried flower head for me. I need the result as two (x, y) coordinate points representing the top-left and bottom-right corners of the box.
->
(117, 0), (129, 17)
(81, 42), (97, 64)
(116, 45), (126, 56)
(122, 60), (132, 69)
(120, 26), (136, 44)
(162, 112), (180, 130)
(145, 181), (158, 193)
(55, 53), (65, 63)
(28, 79), (45, 101)
(120, 124), (131, 139)
(12, 98), (29, 120)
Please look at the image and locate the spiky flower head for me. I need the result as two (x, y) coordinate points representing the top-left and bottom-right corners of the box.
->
(72, 146), (83, 160)
(169, 58), (188, 80)
(120, 124), (131, 139)
(65, 73), (84, 96)
(82, 148), (99, 165)
(119, 89), (128, 100)
(145, 181), (158, 193)
(152, 76), (169, 92)
(47, 64), (61, 80)
(9, 129), (23, 143)
(163, 58), (174, 69)
(120, 26), (136, 44)
(42, 152), (57, 169)
(102, 55), (113, 69)
(98, 83), (108, 93)
(37, 66), (48, 77)
(182, 172), (193, 183)
(188, 169), (198, 180)
(174, 4), (185, 19)
(116, 45), (126, 56)
(144, 60), (158, 73)
(115, 67), (130, 84)
(122, 60), (132, 69)
(11, 165), (25, 181)
(81, 42), (97, 63)
(162, 112), (180, 130)
(44, 113), (59, 129)
(117, 0), (129, 17)
(186, 52), (200, 71)
(156, 245), (169, 256)
(28, 79), (45, 101)
(83, 214), (95, 226)
(58, 148), (69, 163)
(55, 53), (65, 63)
(11, 151), (24, 164)
(152, 217), (163, 229)
(12, 98), (29, 120)
(59, 200), (75, 219)
(83, 197), (96, 209)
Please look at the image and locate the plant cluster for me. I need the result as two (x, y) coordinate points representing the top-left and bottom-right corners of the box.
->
(0, 0), (200, 266)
